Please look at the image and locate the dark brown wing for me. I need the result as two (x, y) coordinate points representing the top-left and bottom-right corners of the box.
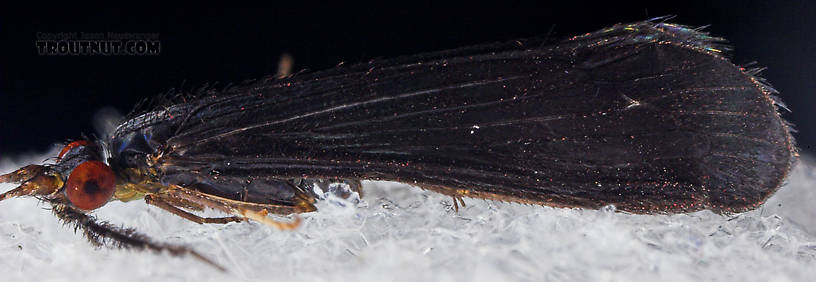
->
(110, 21), (796, 213)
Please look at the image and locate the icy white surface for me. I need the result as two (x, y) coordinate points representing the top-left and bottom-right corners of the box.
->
(1, 150), (815, 282)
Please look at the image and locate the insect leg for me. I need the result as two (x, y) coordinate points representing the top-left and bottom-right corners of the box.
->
(451, 195), (467, 212)
(414, 184), (472, 212)
(156, 185), (310, 230)
(144, 194), (245, 224)
(47, 199), (225, 271)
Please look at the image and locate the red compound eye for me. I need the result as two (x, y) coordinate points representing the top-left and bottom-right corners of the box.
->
(65, 160), (116, 210)
(58, 140), (92, 160)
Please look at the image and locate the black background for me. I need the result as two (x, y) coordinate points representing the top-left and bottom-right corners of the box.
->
(1, 2), (813, 157)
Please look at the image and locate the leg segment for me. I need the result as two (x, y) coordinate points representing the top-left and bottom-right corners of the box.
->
(144, 194), (244, 224)
(151, 185), (310, 230)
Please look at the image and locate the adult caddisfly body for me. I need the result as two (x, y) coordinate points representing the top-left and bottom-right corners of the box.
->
(0, 20), (797, 268)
